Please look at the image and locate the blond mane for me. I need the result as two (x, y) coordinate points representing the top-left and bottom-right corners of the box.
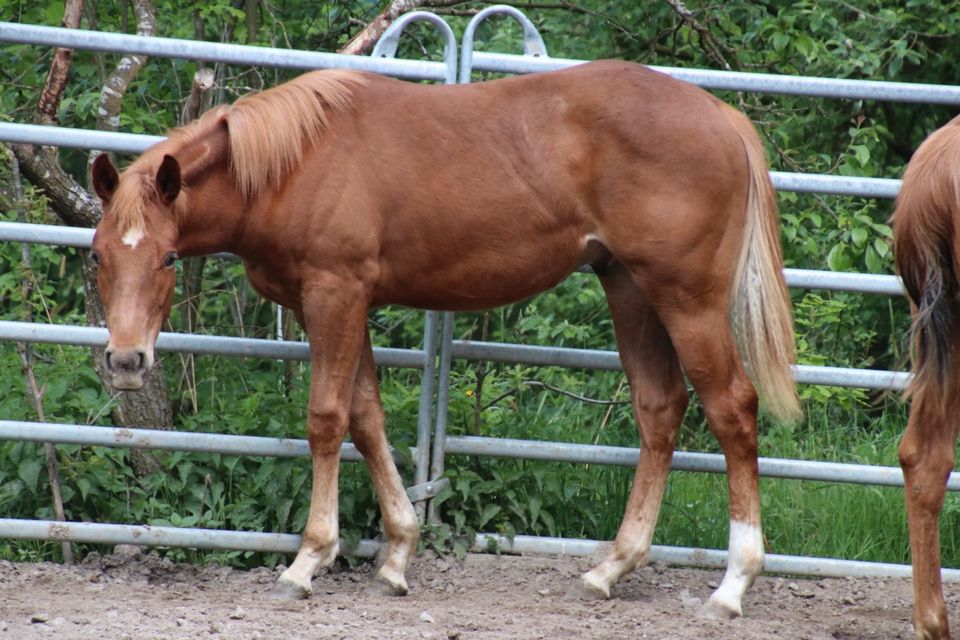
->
(112, 69), (365, 232)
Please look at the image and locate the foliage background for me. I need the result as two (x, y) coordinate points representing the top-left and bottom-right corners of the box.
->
(2, 0), (960, 568)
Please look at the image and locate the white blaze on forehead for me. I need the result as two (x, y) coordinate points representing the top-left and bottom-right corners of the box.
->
(121, 227), (146, 248)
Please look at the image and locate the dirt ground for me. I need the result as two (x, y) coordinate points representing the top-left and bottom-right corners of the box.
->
(0, 546), (955, 640)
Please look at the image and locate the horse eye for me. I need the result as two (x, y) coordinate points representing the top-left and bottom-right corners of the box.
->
(163, 251), (178, 268)
(90, 250), (101, 267)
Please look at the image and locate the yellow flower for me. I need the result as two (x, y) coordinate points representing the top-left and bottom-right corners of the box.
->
(465, 389), (474, 398)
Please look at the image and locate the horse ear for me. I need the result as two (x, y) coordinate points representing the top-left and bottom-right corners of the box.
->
(91, 153), (120, 202)
(156, 154), (182, 205)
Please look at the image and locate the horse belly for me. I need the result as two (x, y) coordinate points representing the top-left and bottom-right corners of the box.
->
(379, 244), (584, 311)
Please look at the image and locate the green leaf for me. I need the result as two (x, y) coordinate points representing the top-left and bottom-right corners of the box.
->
(874, 238), (890, 258)
(18, 458), (41, 494)
(827, 243), (852, 272)
(865, 245), (883, 273)
(771, 31), (791, 54)
(850, 144), (871, 167)
(76, 478), (92, 501)
(478, 504), (501, 529)
(850, 227), (868, 247)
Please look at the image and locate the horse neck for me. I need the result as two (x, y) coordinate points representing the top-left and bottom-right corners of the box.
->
(165, 123), (249, 258)
(175, 170), (248, 257)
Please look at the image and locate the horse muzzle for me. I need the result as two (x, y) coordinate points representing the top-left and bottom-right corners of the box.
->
(104, 346), (152, 390)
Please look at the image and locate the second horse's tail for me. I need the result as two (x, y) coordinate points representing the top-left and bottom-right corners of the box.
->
(893, 117), (960, 410)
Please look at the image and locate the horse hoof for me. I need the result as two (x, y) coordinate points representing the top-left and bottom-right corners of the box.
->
(269, 577), (311, 600)
(568, 576), (610, 601)
(365, 574), (408, 597)
(697, 597), (741, 620)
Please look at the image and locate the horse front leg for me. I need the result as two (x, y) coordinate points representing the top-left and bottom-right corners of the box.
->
(349, 330), (419, 595)
(272, 279), (369, 599)
(900, 394), (958, 640)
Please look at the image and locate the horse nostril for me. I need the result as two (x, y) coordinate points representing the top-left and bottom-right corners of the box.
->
(104, 348), (148, 373)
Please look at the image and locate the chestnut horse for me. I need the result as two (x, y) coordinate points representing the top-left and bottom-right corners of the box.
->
(89, 60), (799, 617)
(893, 115), (960, 640)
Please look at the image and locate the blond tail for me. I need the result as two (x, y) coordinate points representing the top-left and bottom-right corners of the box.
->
(722, 103), (801, 424)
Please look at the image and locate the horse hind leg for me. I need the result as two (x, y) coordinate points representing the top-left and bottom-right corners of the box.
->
(579, 264), (689, 598)
(899, 393), (958, 640)
(652, 298), (764, 619)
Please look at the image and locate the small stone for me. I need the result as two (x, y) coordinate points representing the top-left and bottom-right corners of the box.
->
(30, 613), (49, 624)
(679, 589), (702, 609)
(177, 618), (188, 627)
(707, 581), (719, 589)
(843, 596), (856, 605)
(787, 582), (799, 591)
(229, 606), (246, 620)
(419, 611), (436, 624)
(113, 544), (142, 557)
(537, 588), (550, 596)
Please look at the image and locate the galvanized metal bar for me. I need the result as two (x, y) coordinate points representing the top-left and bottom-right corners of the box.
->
(371, 11), (458, 85)
(451, 339), (621, 370)
(0, 121), (163, 154)
(430, 312), (455, 483)
(427, 312), (455, 523)
(472, 533), (960, 581)
(0, 320), (424, 368)
(445, 434), (959, 489)
(770, 171), (900, 198)
(459, 4), (548, 84)
(6, 20), (958, 103)
(448, 340), (910, 390)
(0, 518), (380, 557)
(4, 516), (952, 581)
(413, 311), (440, 517)
(784, 268), (904, 296)
(0, 419), (364, 460)
(0, 22), (448, 81)
(0, 220), (94, 247)
(405, 477), (451, 503)
(793, 363), (909, 390)
(468, 50), (960, 105)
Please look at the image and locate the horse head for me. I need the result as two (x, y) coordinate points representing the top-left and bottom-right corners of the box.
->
(90, 152), (181, 390)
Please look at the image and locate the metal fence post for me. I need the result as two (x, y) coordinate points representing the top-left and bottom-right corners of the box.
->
(425, 6), (552, 523)
(370, 12), (459, 519)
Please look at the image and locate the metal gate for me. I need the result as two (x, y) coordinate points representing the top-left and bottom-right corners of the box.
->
(1, 5), (958, 581)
